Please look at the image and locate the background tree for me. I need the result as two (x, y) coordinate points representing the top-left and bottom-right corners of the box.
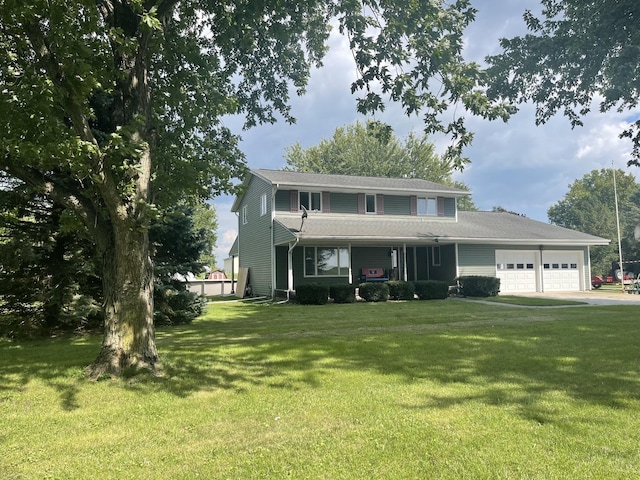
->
(486, 0), (640, 165)
(192, 203), (218, 271)
(285, 121), (477, 210)
(547, 169), (640, 276)
(0, 179), (102, 337)
(0, 182), (210, 337)
(150, 205), (209, 327)
(0, 0), (510, 377)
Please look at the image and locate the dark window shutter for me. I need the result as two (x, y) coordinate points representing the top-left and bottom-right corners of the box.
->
(437, 197), (445, 217)
(322, 191), (330, 213)
(290, 190), (298, 212)
(376, 194), (384, 215)
(357, 193), (365, 214)
(410, 196), (417, 216)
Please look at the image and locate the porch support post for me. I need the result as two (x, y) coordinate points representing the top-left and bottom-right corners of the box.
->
(287, 244), (294, 292)
(348, 243), (353, 284)
(402, 243), (408, 281)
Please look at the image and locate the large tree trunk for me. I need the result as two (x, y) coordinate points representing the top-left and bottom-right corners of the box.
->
(86, 219), (160, 379)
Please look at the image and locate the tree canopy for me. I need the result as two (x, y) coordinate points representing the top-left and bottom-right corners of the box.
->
(547, 169), (640, 275)
(486, 0), (640, 165)
(0, 0), (510, 377)
(285, 120), (477, 210)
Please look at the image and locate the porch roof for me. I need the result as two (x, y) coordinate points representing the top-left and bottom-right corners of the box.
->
(273, 211), (610, 246)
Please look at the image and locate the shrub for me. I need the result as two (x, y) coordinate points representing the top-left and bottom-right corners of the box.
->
(295, 284), (329, 305)
(154, 285), (206, 326)
(387, 281), (415, 300)
(329, 285), (356, 304)
(456, 276), (500, 297)
(414, 280), (450, 300)
(358, 282), (389, 302)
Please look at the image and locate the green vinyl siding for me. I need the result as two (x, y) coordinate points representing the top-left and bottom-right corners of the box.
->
(275, 246), (288, 290)
(237, 176), (274, 296)
(275, 190), (291, 211)
(275, 188), (456, 217)
(458, 244), (496, 277)
(273, 220), (296, 245)
(329, 193), (359, 214)
(443, 197), (456, 217)
(384, 195), (411, 215)
(429, 244), (456, 283)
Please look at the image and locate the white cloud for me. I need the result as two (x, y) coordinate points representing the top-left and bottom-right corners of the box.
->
(213, 0), (639, 252)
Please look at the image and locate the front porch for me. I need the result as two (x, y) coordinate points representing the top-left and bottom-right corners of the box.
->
(274, 243), (457, 293)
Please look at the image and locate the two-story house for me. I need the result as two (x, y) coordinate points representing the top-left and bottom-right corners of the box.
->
(230, 169), (609, 297)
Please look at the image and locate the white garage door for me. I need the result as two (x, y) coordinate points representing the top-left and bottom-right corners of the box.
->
(542, 251), (582, 291)
(496, 250), (538, 293)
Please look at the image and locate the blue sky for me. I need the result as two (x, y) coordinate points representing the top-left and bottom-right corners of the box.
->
(211, 0), (638, 265)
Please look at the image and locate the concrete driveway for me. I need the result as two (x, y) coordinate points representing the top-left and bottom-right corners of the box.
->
(513, 290), (640, 306)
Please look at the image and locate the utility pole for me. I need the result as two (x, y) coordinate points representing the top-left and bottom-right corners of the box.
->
(612, 164), (625, 292)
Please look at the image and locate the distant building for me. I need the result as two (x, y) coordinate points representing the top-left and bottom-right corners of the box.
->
(208, 269), (227, 280)
(224, 256), (239, 278)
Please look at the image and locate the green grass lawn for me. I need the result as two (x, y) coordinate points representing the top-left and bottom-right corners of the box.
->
(2, 300), (640, 479)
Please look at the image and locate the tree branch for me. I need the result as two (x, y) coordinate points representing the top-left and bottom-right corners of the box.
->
(2, 162), (105, 240)
(22, 19), (99, 148)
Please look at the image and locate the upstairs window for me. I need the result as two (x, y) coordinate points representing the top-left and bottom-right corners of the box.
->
(365, 194), (376, 213)
(260, 193), (268, 216)
(242, 205), (248, 225)
(300, 191), (321, 211)
(417, 197), (437, 216)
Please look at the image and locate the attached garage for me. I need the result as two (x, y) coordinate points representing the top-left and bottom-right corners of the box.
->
(541, 251), (583, 292)
(496, 249), (585, 293)
(496, 250), (538, 293)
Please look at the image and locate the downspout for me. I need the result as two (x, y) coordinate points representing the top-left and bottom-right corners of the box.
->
(270, 185), (277, 298)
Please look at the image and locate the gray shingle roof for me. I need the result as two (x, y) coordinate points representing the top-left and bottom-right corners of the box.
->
(274, 211), (609, 246)
(253, 169), (468, 196)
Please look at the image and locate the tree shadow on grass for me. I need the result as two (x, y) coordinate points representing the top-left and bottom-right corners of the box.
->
(1, 302), (639, 423)
(137, 303), (640, 427)
(0, 337), (98, 411)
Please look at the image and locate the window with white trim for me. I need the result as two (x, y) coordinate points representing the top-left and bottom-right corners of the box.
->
(304, 247), (350, 276)
(365, 194), (376, 213)
(299, 191), (321, 211)
(260, 193), (268, 216)
(418, 197), (437, 216)
(242, 205), (248, 225)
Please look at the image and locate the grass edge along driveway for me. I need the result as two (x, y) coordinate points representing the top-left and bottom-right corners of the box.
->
(1, 300), (639, 479)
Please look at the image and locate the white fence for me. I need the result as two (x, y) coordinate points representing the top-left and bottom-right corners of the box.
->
(186, 279), (237, 297)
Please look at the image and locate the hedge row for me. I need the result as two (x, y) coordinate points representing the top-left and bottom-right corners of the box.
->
(294, 280), (452, 304)
(295, 284), (357, 305)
